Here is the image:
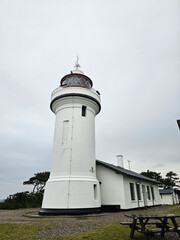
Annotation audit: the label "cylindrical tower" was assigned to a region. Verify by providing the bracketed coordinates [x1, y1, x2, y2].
[39, 59, 101, 215]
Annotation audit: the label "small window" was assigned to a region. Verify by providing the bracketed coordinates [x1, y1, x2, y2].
[151, 186, 155, 200]
[82, 106, 87, 117]
[93, 184, 97, 200]
[130, 183, 135, 200]
[147, 186, 151, 200]
[136, 184, 141, 200]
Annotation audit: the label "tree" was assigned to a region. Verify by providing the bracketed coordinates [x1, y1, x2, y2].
[0, 171, 50, 210]
[141, 170, 180, 189]
[162, 171, 180, 189]
[0, 191, 44, 209]
[140, 170, 163, 182]
[23, 172, 50, 193]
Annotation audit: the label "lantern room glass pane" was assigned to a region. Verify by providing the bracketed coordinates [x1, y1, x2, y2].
[62, 75, 91, 89]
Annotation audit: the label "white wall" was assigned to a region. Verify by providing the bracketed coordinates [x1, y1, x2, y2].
[96, 165, 126, 209]
[160, 194, 173, 205]
[96, 164, 161, 210]
[123, 176, 161, 209]
[42, 86, 101, 210]
[160, 192, 180, 205]
[175, 193, 179, 204]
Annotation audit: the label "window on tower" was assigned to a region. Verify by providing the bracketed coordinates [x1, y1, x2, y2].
[82, 106, 87, 117]
[93, 184, 98, 200]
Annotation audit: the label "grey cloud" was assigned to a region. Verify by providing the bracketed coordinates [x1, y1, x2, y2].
[0, 0, 179, 199]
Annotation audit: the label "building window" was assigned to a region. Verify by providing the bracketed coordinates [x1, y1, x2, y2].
[93, 184, 98, 200]
[130, 183, 135, 200]
[136, 184, 141, 200]
[62, 120, 69, 145]
[147, 186, 151, 200]
[82, 106, 87, 117]
[151, 186, 155, 200]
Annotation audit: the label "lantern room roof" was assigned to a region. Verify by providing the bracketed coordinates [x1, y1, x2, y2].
[60, 57, 93, 89]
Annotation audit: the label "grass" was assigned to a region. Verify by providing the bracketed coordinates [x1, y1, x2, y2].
[0, 223, 53, 240]
[169, 206, 180, 215]
[51, 224, 145, 240]
[0, 222, 145, 240]
[0, 205, 180, 240]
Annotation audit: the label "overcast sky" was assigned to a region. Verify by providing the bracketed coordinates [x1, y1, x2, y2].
[0, 0, 180, 199]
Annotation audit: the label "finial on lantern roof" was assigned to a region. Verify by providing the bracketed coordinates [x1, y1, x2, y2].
[74, 55, 81, 69]
[71, 55, 84, 74]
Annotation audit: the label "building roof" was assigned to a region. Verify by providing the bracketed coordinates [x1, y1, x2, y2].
[159, 189, 174, 194]
[96, 160, 158, 184]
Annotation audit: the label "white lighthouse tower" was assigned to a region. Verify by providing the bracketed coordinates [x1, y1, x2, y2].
[39, 58, 101, 215]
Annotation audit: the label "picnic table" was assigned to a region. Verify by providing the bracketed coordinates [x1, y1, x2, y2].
[121, 213, 180, 240]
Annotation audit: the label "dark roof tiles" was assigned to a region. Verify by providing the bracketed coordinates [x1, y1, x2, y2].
[159, 189, 174, 194]
[96, 160, 158, 184]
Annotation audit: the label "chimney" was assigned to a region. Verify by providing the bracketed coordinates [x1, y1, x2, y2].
[116, 155, 124, 168]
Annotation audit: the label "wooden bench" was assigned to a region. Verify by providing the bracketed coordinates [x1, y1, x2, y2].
[141, 227, 180, 234]
[120, 221, 164, 226]
[122, 214, 180, 240]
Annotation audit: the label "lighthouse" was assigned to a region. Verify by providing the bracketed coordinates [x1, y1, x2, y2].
[39, 58, 101, 215]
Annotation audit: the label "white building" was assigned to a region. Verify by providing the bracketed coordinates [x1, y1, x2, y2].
[96, 158, 161, 211]
[159, 189, 179, 205]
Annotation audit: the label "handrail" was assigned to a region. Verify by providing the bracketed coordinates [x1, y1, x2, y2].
[51, 86, 100, 99]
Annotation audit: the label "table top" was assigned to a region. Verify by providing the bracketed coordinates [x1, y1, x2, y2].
[125, 214, 180, 219]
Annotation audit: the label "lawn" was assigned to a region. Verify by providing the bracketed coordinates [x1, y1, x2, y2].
[0, 205, 180, 240]
[0, 222, 146, 240]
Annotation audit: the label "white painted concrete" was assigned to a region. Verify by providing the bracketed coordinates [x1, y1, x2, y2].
[42, 78, 101, 210]
[116, 155, 124, 168]
[97, 164, 125, 208]
[123, 176, 161, 209]
[160, 192, 179, 205]
[96, 164, 161, 210]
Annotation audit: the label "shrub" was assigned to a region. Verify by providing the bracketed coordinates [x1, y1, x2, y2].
[0, 191, 43, 209]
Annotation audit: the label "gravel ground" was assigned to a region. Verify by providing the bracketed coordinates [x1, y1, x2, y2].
[0, 205, 180, 239]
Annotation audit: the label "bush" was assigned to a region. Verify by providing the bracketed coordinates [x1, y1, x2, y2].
[0, 191, 43, 209]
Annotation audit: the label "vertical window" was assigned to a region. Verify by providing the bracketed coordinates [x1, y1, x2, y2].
[62, 120, 69, 145]
[136, 184, 141, 200]
[147, 186, 151, 200]
[82, 105, 87, 117]
[130, 183, 135, 200]
[151, 186, 155, 200]
[93, 184, 97, 200]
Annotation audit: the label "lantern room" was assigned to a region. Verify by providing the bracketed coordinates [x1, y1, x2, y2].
[60, 73, 93, 89]
[60, 56, 93, 89]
